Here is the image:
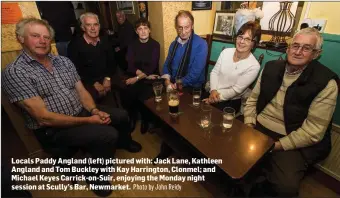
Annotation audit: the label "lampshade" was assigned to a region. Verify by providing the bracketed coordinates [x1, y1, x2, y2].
[266, 1, 295, 48]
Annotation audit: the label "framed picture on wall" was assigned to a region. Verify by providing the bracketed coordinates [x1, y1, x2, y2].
[138, 1, 148, 18]
[192, 1, 212, 10]
[116, 1, 135, 14]
[213, 11, 235, 37]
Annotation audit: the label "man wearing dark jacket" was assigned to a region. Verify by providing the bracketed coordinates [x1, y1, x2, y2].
[114, 10, 137, 71]
[68, 12, 117, 102]
[244, 27, 338, 197]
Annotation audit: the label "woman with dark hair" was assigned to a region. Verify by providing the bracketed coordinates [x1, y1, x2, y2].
[203, 21, 262, 113]
[120, 18, 160, 131]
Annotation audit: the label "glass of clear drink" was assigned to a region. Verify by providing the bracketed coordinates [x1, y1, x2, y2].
[222, 107, 235, 129]
[192, 88, 201, 107]
[168, 90, 180, 117]
[153, 82, 163, 102]
[176, 77, 183, 95]
[200, 104, 212, 128]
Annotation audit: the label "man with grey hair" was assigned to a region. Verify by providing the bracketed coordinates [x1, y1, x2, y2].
[243, 27, 338, 196]
[2, 17, 140, 197]
[68, 11, 141, 148]
[68, 12, 114, 101]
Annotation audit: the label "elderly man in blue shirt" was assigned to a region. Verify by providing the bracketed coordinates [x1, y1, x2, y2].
[162, 10, 208, 90]
[153, 10, 208, 160]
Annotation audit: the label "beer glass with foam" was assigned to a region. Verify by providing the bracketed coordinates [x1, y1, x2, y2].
[168, 90, 180, 116]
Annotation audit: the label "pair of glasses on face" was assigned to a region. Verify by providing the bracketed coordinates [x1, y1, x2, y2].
[236, 35, 254, 44]
[289, 43, 318, 53]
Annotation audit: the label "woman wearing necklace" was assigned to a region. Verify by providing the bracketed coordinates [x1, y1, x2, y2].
[119, 18, 160, 131]
[203, 21, 262, 113]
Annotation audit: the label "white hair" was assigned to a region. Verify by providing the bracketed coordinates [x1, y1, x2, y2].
[293, 27, 323, 49]
[80, 12, 100, 27]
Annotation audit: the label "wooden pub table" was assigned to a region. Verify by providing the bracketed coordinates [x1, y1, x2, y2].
[144, 92, 274, 179]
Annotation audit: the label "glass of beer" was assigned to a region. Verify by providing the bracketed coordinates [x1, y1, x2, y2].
[153, 82, 163, 102]
[200, 104, 212, 128]
[168, 90, 180, 117]
[222, 107, 235, 129]
[176, 77, 183, 95]
[192, 88, 201, 107]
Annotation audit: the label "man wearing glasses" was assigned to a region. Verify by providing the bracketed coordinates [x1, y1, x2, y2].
[243, 27, 338, 196]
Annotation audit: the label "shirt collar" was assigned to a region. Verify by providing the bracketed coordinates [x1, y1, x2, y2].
[285, 63, 308, 75]
[83, 34, 100, 46]
[177, 37, 189, 45]
[21, 50, 56, 64]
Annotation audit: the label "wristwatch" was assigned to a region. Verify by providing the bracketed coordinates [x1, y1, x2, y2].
[90, 108, 99, 115]
[105, 77, 111, 81]
[136, 76, 140, 81]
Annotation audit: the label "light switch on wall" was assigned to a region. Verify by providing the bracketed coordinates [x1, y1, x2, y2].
[301, 18, 327, 33]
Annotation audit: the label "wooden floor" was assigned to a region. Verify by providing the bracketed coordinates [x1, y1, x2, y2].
[2, 110, 339, 197]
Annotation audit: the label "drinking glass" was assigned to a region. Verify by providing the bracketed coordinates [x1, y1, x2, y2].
[168, 90, 180, 117]
[175, 77, 183, 95]
[200, 104, 212, 128]
[192, 88, 201, 107]
[153, 82, 163, 102]
[222, 107, 235, 129]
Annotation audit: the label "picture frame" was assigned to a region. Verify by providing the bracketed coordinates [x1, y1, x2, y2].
[213, 11, 235, 38]
[138, 1, 148, 19]
[192, 1, 212, 10]
[116, 1, 135, 14]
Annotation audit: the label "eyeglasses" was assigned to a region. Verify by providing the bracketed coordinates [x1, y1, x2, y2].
[289, 43, 318, 53]
[236, 35, 253, 43]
